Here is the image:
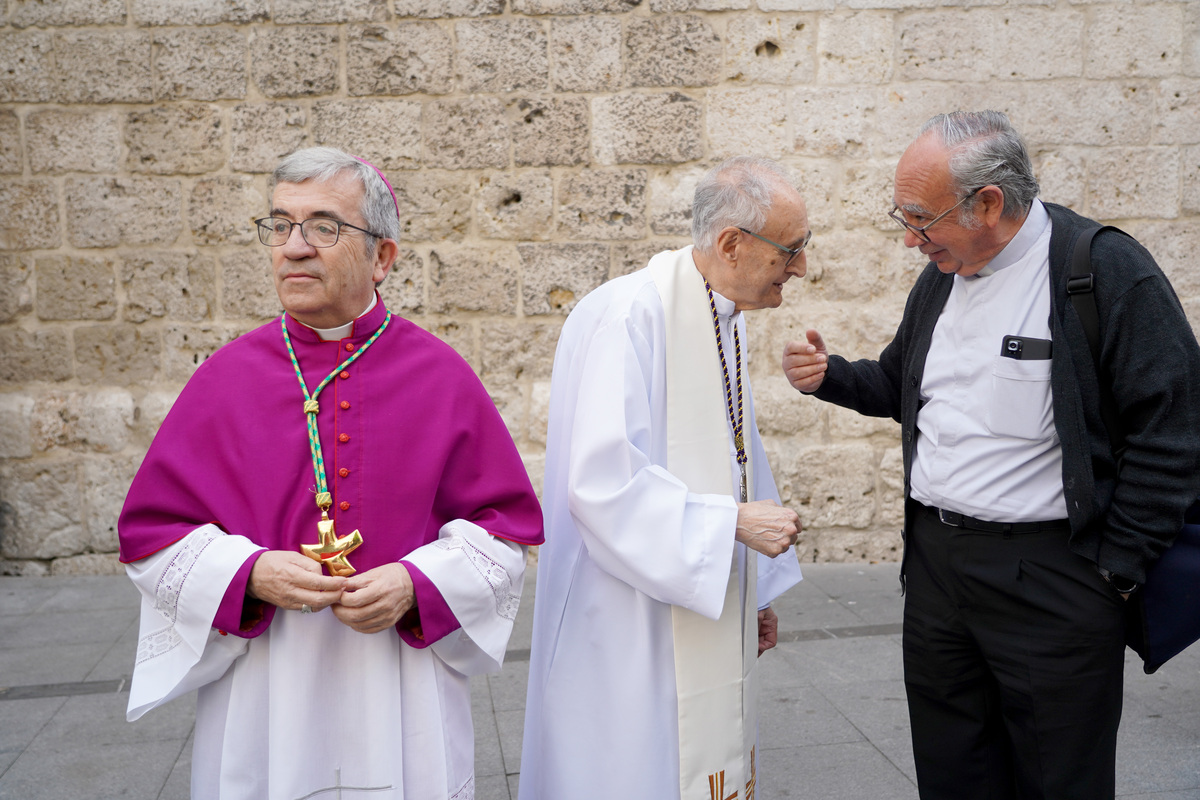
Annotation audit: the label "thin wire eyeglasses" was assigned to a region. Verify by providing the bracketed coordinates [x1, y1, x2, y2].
[254, 217, 384, 248]
[887, 187, 981, 243]
[736, 227, 813, 267]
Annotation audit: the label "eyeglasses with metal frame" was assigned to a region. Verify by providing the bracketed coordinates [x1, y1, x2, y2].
[887, 187, 981, 243]
[735, 227, 813, 268]
[254, 217, 384, 248]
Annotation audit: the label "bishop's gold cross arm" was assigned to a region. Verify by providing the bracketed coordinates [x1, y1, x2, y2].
[300, 513, 363, 577]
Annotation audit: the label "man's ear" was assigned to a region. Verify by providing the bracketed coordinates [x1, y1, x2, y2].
[373, 238, 399, 284]
[977, 186, 1006, 228]
[714, 227, 740, 268]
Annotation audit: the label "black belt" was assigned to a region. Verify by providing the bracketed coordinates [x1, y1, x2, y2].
[920, 503, 1069, 534]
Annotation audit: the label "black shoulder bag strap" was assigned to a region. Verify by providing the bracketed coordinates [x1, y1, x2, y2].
[1066, 224, 1124, 454]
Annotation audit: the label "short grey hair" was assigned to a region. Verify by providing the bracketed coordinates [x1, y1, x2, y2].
[691, 157, 795, 254]
[272, 146, 401, 245]
[919, 110, 1040, 221]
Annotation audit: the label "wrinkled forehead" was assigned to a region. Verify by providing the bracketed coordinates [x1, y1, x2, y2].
[270, 173, 365, 217]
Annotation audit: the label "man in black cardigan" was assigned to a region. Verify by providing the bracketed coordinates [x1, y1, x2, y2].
[783, 111, 1200, 800]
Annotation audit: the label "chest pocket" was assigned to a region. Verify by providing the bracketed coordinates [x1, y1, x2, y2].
[986, 355, 1055, 440]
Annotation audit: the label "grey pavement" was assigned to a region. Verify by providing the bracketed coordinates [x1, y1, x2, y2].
[2, 563, 1198, 799]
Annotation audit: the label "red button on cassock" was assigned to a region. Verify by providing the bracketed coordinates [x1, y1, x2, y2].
[340, 401, 350, 410]
[340, 371, 350, 379]
[339, 501, 350, 511]
[345, 343, 355, 352]
[338, 433, 350, 443]
[338, 468, 349, 478]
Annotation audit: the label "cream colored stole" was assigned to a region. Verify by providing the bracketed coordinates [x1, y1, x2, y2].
[649, 247, 759, 800]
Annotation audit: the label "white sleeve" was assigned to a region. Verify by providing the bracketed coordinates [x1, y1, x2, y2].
[124, 524, 263, 721]
[564, 314, 738, 620]
[401, 519, 528, 677]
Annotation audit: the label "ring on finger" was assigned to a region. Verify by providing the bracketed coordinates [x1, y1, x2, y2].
[300, 604, 313, 614]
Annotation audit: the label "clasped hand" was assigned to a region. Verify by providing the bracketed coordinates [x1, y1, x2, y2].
[735, 499, 801, 558]
[248, 551, 415, 634]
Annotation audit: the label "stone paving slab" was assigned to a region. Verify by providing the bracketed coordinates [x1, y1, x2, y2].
[1, 565, 1198, 799]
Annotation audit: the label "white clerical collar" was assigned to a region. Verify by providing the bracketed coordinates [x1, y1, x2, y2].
[710, 287, 737, 319]
[311, 294, 378, 341]
[970, 199, 1050, 279]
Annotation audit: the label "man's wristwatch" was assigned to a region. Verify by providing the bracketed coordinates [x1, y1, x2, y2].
[1097, 567, 1140, 595]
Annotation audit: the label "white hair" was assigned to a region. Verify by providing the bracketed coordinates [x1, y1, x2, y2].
[691, 157, 795, 253]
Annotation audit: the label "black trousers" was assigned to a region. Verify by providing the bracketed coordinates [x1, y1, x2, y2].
[903, 503, 1127, 800]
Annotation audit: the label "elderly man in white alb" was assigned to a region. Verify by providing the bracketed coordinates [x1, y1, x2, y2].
[519, 156, 808, 800]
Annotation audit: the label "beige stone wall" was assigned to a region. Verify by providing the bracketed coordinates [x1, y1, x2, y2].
[1, 0, 1198, 574]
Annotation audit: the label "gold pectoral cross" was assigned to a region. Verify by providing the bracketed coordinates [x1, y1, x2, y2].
[300, 512, 363, 577]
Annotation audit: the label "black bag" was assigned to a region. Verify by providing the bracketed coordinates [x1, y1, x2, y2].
[1068, 225, 1200, 674]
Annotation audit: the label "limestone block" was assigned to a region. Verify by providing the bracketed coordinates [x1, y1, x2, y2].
[35, 256, 117, 322]
[791, 160, 838, 234]
[877, 446, 904, 529]
[816, 11, 893, 84]
[648, 164, 706, 237]
[828, 403, 900, 441]
[707, 87, 789, 159]
[250, 27, 339, 98]
[50, 554, 125, 576]
[122, 252, 216, 323]
[771, 442, 877, 529]
[872, 83, 975, 157]
[377, 247, 424, 314]
[550, 16, 621, 93]
[0, 31, 55, 102]
[0, 560, 49, 577]
[231, 104, 309, 173]
[391, 170, 472, 242]
[74, 325, 162, 386]
[428, 245, 519, 314]
[53, 30, 152, 103]
[840, 159, 898, 230]
[806, 229, 920, 304]
[0, 460, 85, 560]
[190, 176, 263, 247]
[592, 92, 703, 165]
[0, 393, 33, 459]
[518, 242, 608, 315]
[312, 100, 423, 171]
[131, 0, 268, 25]
[1154, 79, 1200, 146]
[791, 87, 875, 157]
[557, 169, 647, 240]
[1033, 148, 1086, 211]
[750, 374, 823, 439]
[26, 109, 121, 174]
[477, 171, 554, 241]
[625, 15, 721, 88]
[153, 28, 247, 101]
[528, 380, 551, 446]
[134, 391, 183, 443]
[480, 377, 525, 444]
[274, 0, 388, 23]
[521, 450, 545, 498]
[0, 111, 21, 174]
[10, 0, 125, 27]
[0, 179, 59, 251]
[611, 239, 682, 277]
[1087, 148, 1180, 220]
[66, 176, 182, 248]
[163, 324, 243, 382]
[1012, 81, 1154, 147]
[724, 14, 815, 85]
[809, 527, 901, 564]
[30, 389, 134, 455]
[424, 98, 509, 170]
[1125, 221, 1200, 301]
[0, 330, 73, 383]
[423, 320, 476, 370]
[650, 0, 749, 10]
[479, 320, 562, 379]
[1188, 3, 1200, 78]
[516, 0, 638, 11]
[1185, 146, 1200, 215]
[346, 22, 453, 97]
[1085, 4, 1183, 80]
[221, 250, 280, 320]
[898, 8, 1083, 82]
[509, 96, 589, 167]
[0, 254, 32, 323]
[391, 0, 503, 17]
[126, 104, 226, 175]
[456, 19, 549, 94]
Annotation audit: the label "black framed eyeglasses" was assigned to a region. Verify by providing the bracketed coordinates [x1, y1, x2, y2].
[888, 187, 981, 243]
[736, 227, 812, 267]
[254, 217, 384, 248]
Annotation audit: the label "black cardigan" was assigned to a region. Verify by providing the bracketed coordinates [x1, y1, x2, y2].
[814, 202, 1200, 582]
